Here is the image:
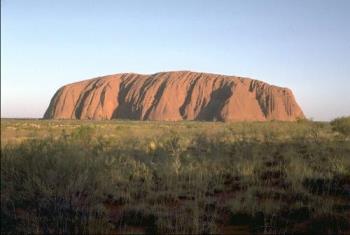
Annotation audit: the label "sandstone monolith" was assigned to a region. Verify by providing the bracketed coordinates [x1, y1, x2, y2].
[44, 71, 305, 121]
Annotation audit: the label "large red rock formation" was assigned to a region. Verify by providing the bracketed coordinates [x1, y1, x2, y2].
[43, 71, 305, 121]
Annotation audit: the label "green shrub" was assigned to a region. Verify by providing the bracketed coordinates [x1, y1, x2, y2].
[330, 116, 350, 136]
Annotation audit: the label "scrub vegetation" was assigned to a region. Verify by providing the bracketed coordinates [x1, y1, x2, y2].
[1, 118, 350, 234]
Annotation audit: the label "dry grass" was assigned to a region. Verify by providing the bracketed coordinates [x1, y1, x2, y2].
[1, 118, 350, 234]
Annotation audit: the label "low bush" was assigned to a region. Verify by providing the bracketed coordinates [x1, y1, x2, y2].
[331, 116, 350, 136]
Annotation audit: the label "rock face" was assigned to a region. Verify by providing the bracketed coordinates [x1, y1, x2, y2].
[44, 71, 305, 121]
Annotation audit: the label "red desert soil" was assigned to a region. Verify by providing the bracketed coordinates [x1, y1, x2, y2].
[44, 71, 304, 121]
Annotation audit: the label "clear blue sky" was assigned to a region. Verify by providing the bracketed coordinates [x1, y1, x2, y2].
[1, 0, 349, 120]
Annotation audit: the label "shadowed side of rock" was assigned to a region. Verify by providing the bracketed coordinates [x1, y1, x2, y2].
[43, 71, 305, 121]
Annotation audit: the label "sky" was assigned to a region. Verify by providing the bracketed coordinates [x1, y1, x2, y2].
[1, 0, 349, 121]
